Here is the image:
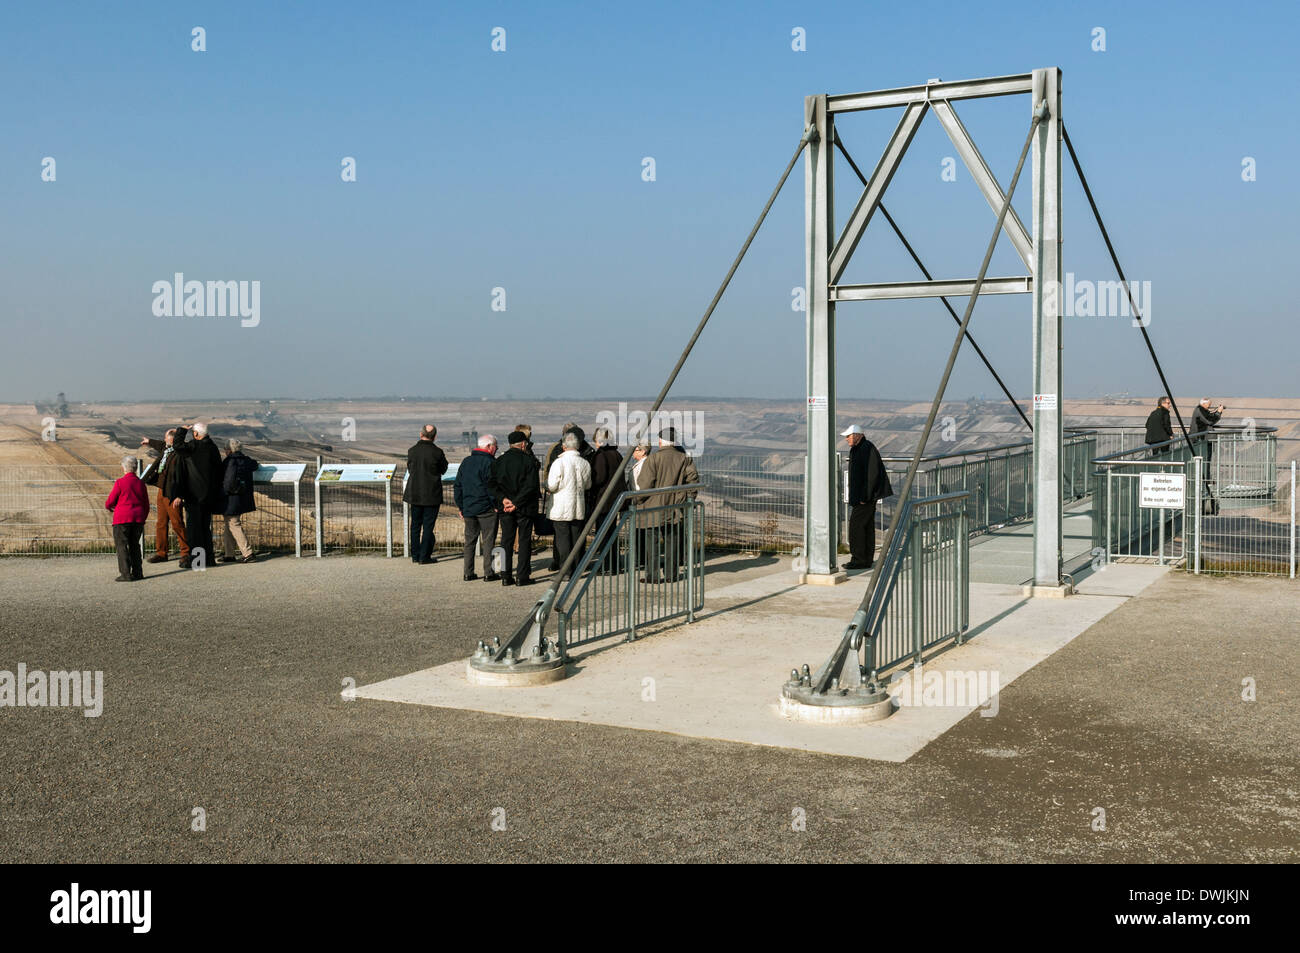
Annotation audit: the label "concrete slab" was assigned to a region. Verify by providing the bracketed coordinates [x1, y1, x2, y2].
[354, 562, 1167, 762]
[967, 500, 1095, 584]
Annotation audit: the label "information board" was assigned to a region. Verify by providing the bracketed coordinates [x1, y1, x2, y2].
[255, 464, 306, 484]
[316, 464, 395, 483]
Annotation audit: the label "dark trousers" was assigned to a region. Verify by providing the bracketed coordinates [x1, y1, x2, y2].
[409, 504, 439, 562]
[498, 509, 534, 580]
[463, 511, 499, 576]
[553, 519, 586, 576]
[648, 521, 687, 580]
[848, 500, 878, 567]
[183, 501, 214, 566]
[113, 523, 144, 579]
[1147, 442, 1170, 458]
[155, 490, 188, 558]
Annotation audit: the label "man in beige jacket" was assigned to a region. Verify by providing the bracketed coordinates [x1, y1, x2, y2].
[635, 427, 700, 583]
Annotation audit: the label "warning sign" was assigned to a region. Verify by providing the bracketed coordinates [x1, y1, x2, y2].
[807, 396, 828, 409]
[1140, 472, 1185, 509]
[1033, 393, 1057, 410]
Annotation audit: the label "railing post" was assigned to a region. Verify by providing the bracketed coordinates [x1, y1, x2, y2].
[1158, 500, 1165, 566]
[1193, 456, 1202, 574]
[910, 517, 923, 665]
[314, 459, 323, 558]
[984, 453, 990, 529]
[1290, 460, 1296, 580]
[685, 501, 696, 623]
[627, 503, 639, 642]
[1104, 469, 1112, 563]
[293, 479, 302, 558]
[385, 477, 393, 558]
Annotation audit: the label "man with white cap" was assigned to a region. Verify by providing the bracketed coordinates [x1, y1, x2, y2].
[841, 424, 893, 571]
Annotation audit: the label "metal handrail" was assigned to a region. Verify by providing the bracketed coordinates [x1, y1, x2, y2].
[554, 482, 702, 609]
[1092, 428, 1273, 465]
[863, 491, 970, 640]
[878, 429, 1098, 465]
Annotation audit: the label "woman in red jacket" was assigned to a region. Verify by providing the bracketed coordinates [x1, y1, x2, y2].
[105, 455, 151, 582]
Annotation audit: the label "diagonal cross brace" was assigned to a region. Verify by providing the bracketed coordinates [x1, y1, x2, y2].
[828, 101, 927, 284]
[931, 99, 1035, 272]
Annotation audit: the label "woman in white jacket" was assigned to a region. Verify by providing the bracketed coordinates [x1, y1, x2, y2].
[547, 431, 592, 576]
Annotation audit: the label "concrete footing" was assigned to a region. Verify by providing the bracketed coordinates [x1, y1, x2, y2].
[1022, 583, 1074, 599]
[465, 658, 568, 687]
[801, 571, 849, 586]
[778, 692, 894, 724]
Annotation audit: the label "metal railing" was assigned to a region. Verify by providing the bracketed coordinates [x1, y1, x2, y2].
[863, 492, 971, 679]
[552, 483, 705, 652]
[1092, 429, 1280, 568]
[1184, 432, 1293, 576]
[869, 430, 1096, 539]
[0, 464, 304, 556]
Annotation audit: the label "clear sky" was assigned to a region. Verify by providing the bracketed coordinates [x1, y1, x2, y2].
[2, 0, 1296, 403]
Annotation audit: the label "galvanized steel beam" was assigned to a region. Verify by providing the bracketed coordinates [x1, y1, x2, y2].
[831, 276, 1032, 301]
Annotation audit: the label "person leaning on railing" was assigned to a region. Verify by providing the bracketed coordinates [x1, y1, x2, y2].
[1192, 397, 1225, 463]
[635, 427, 700, 584]
[1144, 396, 1173, 457]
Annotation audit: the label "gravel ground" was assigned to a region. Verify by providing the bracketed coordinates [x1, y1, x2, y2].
[0, 554, 1295, 863]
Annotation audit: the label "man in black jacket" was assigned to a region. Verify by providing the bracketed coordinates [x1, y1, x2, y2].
[219, 439, 259, 563]
[402, 425, 449, 564]
[842, 425, 894, 571]
[1144, 396, 1174, 456]
[172, 422, 224, 569]
[140, 426, 190, 563]
[491, 431, 541, 586]
[455, 435, 500, 581]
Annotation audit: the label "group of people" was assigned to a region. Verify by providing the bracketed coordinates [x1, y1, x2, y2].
[402, 421, 700, 586]
[104, 423, 260, 581]
[1144, 396, 1226, 458]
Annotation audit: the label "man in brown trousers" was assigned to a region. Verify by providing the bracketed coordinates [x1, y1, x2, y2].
[140, 427, 190, 564]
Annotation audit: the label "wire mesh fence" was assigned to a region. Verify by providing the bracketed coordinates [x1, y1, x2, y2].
[1189, 454, 1295, 577]
[5, 430, 1296, 580]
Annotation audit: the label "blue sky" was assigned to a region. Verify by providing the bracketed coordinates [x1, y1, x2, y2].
[2, 0, 1296, 402]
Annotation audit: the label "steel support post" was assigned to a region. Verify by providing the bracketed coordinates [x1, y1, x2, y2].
[1031, 67, 1064, 588]
[385, 479, 393, 558]
[314, 476, 323, 558]
[1194, 457, 1203, 573]
[804, 93, 841, 579]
